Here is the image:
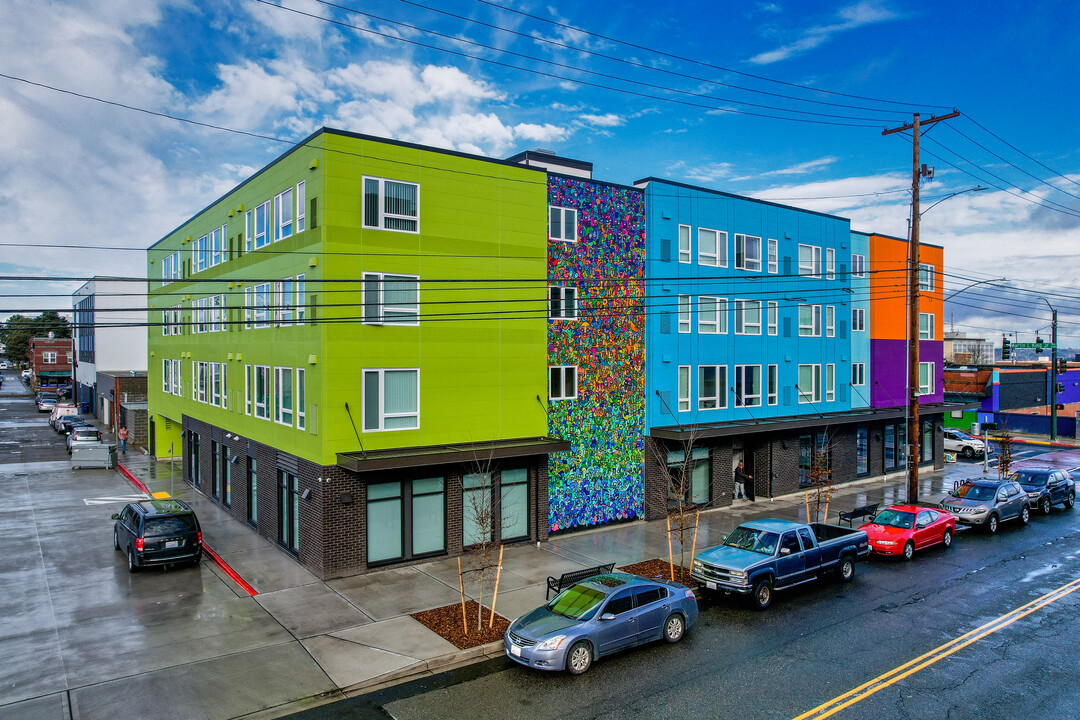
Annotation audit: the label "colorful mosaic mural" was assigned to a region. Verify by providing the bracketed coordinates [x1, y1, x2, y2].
[547, 176, 646, 531]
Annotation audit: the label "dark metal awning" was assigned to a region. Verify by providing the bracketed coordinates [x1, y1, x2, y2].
[337, 436, 572, 474]
[650, 403, 974, 442]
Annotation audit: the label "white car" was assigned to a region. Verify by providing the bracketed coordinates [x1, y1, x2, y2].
[944, 429, 987, 459]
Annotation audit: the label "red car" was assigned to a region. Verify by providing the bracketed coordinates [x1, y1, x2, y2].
[859, 505, 957, 560]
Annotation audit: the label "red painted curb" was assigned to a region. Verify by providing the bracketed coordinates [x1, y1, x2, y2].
[116, 462, 258, 597]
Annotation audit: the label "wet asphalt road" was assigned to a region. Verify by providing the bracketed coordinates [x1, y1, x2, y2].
[290, 471, 1080, 719]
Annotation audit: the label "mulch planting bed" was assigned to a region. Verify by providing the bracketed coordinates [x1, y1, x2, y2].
[412, 600, 511, 650]
[619, 558, 696, 586]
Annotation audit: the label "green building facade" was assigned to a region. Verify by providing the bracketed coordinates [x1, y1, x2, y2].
[148, 129, 566, 579]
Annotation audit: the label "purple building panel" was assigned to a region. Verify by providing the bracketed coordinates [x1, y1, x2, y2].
[871, 339, 944, 408]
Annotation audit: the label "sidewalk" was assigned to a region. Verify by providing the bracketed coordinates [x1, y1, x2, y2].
[110, 451, 978, 714]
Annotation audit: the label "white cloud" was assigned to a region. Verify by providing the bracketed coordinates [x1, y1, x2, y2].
[748, 1, 901, 64]
[731, 156, 839, 181]
[513, 123, 570, 142]
[580, 113, 625, 127]
[682, 162, 735, 183]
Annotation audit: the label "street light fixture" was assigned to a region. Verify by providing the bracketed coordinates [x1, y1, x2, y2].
[920, 185, 987, 217]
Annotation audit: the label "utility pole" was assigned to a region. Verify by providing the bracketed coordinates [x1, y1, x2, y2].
[1046, 302, 1058, 441]
[883, 110, 959, 504]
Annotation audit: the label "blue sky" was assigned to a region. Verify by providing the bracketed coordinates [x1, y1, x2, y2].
[1, 0, 1078, 345]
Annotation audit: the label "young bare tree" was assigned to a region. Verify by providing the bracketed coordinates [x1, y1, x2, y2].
[803, 430, 836, 523]
[968, 341, 987, 366]
[647, 430, 706, 583]
[996, 423, 1015, 479]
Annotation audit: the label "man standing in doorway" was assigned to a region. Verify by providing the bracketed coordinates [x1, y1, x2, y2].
[735, 461, 753, 501]
[117, 426, 129, 454]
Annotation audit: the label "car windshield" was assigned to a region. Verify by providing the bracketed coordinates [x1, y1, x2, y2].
[1010, 471, 1048, 487]
[950, 484, 996, 501]
[871, 509, 915, 528]
[723, 526, 780, 555]
[143, 516, 197, 536]
[73, 430, 100, 439]
[39, 394, 58, 401]
[546, 584, 606, 620]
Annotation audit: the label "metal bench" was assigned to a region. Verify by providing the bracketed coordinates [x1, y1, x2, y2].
[546, 563, 615, 600]
[838, 502, 879, 527]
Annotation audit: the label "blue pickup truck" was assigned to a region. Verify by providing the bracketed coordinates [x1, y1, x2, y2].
[690, 519, 871, 609]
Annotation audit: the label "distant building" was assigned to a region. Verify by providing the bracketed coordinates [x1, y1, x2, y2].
[944, 331, 994, 365]
[29, 337, 72, 387]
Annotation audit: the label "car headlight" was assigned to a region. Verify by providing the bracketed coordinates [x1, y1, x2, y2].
[693, 561, 703, 571]
[536, 635, 567, 651]
[729, 570, 747, 579]
[877, 540, 897, 546]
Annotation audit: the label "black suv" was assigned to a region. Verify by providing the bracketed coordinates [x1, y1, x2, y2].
[112, 499, 202, 572]
[1009, 467, 1076, 515]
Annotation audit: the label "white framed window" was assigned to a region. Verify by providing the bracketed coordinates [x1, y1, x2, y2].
[208, 362, 226, 408]
[275, 187, 294, 241]
[548, 366, 578, 401]
[698, 296, 722, 334]
[852, 307, 866, 332]
[549, 206, 578, 242]
[767, 301, 778, 336]
[852, 362, 866, 386]
[798, 364, 821, 404]
[365, 177, 419, 233]
[191, 361, 196, 400]
[767, 364, 778, 406]
[244, 364, 252, 415]
[296, 368, 306, 431]
[254, 365, 271, 420]
[254, 200, 270, 249]
[799, 304, 821, 337]
[254, 283, 273, 328]
[919, 312, 935, 340]
[852, 253, 866, 278]
[276, 278, 294, 326]
[43, 351, 57, 364]
[161, 251, 180, 284]
[678, 295, 691, 333]
[296, 181, 306, 233]
[162, 358, 171, 393]
[919, 362, 935, 395]
[698, 228, 726, 267]
[734, 299, 761, 335]
[244, 209, 253, 253]
[734, 364, 762, 407]
[244, 287, 252, 329]
[826, 305, 835, 338]
[212, 295, 226, 333]
[295, 274, 306, 323]
[197, 361, 208, 404]
[735, 234, 762, 271]
[549, 286, 578, 320]
[767, 238, 778, 274]
[826, 363, 835, 402]
[678, 224, 691, 263]
[274, 367, 294, 426]
[362, 272, 420, 325]
[799, 244, 821, 276]
[173, 359, 181, 396]
[825, 248, 836, 280]
[209, 225, 225, 267]
[364, 368, 420, 430]
[192, 234, 208, 274]
[919, 263, 935, 292]
[698, 365, 726, 410]
[678, 365, 690, 412]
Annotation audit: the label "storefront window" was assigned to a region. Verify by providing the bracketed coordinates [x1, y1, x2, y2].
[921, 420, 934, 463]
[667, 448, 710, 506]
[463, 473, 493, 546]
[367, 482, 403, 563]
[884, 424, 896, 470]
[368, 477, 447, 565]
[500, 469, 529, 540]
[856, 427, 868, 475]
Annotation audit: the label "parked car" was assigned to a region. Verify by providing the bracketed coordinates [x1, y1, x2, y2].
[56, 415, 89, 436]
[67, 427, 102, 453]
[943, 429, 987, 459]
[1009, 467, 1076, 514]
[21, 369, 31, 380]
[0, 361, 8, 369]
[504, 573, 697, 674]
[111, 499, 202, 572]
[49, 403, 79, 429]
[691, 519, 870, 610]
[36, 392, 59, 413]
[940, 479, 1029, 533]
[860, 505, 957, 559]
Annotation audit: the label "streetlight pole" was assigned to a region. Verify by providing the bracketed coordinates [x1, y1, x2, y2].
[1045, 299, 1058, 441]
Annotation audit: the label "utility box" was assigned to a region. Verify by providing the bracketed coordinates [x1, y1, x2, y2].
[971, 422, 981, 436]
[72, 443, 116, 470]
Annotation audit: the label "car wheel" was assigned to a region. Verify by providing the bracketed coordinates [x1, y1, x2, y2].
[1040, 497, 1052, 515]
[190, 554, 202, 568]
[663, 613, 685, 643]
[987, 514, 999, 533]
[113, 528, 120, 551]
[1020, 506, 1030, 525]
[839, 557, 856, 582]
[903, 541, 915, 560]
[752, 579, 773, 610]
[962, 446, 975, 459]
[566, 641, 593, 675]
[1067, 493, 1075, 509]
[127, 548, 139, 573]
[942, 529, 953, 548]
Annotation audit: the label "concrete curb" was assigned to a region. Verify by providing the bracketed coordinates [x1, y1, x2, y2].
[339, 640, 505, 697]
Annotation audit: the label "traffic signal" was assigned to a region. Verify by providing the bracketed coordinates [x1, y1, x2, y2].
[1057, 382, 1065, 394]
[1001, 336, 1011, 360]
[1058, 358, 1068, 375]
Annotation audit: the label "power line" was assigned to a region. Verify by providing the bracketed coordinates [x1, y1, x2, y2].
[965, 114, 1080, 192]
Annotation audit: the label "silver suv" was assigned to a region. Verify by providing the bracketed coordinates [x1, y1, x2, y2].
[941, 479, 1029, 533]
[943, 429, 986, 459]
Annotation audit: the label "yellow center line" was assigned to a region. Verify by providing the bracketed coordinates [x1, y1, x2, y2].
[793, 574, 1080, 720]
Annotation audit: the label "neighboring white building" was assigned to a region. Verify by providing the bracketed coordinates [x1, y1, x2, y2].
[72, 278, 147, 417]
[944, 331, 995, 365]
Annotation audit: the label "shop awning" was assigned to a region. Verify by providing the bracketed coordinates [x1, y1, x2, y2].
[38, 370, 71, 377]
[337, 436, 572, 473]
